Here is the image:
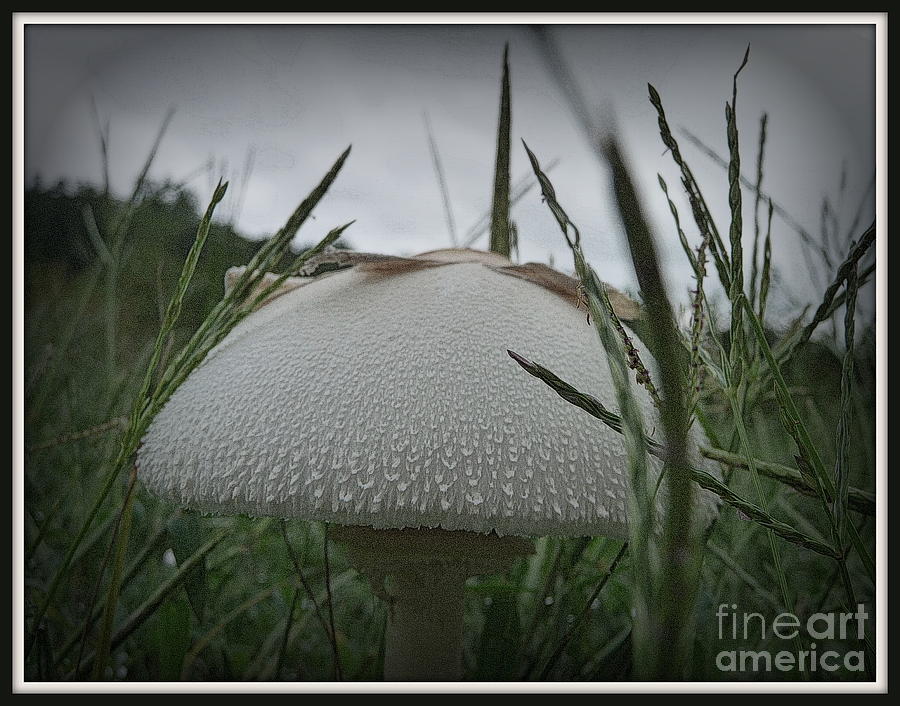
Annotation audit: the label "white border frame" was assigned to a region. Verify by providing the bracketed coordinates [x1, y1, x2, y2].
[12, 12, 887, 694]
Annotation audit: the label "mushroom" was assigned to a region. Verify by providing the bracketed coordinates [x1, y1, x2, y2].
[138, 247, 714, 680]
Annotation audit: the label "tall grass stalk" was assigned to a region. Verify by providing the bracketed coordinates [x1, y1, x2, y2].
[648, 84, 731, 292]
[749, 113, 768, 307]
[322, 525, 343, 681]
[535, 542, 629, 679]
[90, 96, 111, 198]
[102, 109, 175, 380]
[721, 48, 803, 658]
[742, 295, 874, 579]
[90, 469, 137, 679]
[678, 127, 827, 269]
[519, 37, 876, 678]
[603, 135, 700, 679]
[489, 44, 512, 258]
[461, 158, 560, 248]
[658, 174, 697, 272]
[73, 468, 137, 674]
[423, 112, 458, 246]
[725, 47, 750, 392]
[522, 141, 661, 679]
[274, 588, 301, 679]
[280, 521, 344, 679]
[774, 224, 875, 368]
[757, 199, 774, 321]
[834, 260, 860, 546]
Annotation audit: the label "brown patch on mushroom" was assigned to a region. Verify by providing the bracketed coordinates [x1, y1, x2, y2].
[253, 248, 642, 321]
[492, 262, 641, 322]
[357, 256, 446, 276]
[492, 262, 580, 308]
[297, 251, 441, 277]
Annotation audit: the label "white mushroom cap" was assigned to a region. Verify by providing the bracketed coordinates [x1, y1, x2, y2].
[138, 250, 714, 537]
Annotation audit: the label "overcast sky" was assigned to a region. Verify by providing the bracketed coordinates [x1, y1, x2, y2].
[24, 22, 875, 317]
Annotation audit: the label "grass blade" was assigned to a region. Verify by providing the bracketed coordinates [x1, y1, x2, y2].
[679, 127, 828, 269]
[725, 46, 750, 387]
[700, 446, 874, 516]
[489, 44, 512, 258]
[775, 223, 875, 366]
[280, 521, 339, 673]
[322, 524, 343, 680]
[648, 84, 731, 292]
[741, 293, 875, 580]
[25, 182, 228, 656]
[833, 258, 860, 546]
[507, 350, 838, 560]
[274, 588, 301, 679]
[423, 112, 458, 246]
[535, 542, 629, 680]
[461, 158, 560, 248]
[749, 113, 768, 307]
[604, 134, 700, 679]
[73, 529, 228, 678]
[134, 180, 228, 425]
[658, 174, 697, 271]
[151, 147, 352, 406]
[29, 150, 353, 661]
[521, 154, 655, 677]
[90, 469, 137, 679]
[53, 516, 174, 669]
[179, 582, 285, 679]
[757, 198, 774, 322]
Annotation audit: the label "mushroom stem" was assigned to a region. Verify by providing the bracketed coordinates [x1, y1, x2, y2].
[332, 525, 534, 682]
[383, 560, 467, 681]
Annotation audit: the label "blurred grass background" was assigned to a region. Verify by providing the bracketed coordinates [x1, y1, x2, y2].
[22, 44, 876, 682]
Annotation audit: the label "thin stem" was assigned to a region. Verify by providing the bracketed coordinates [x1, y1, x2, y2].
[322, 524, 343, 680]
[536, 542, 628, 680]
[279, 521, 338, 669]
[274, 588, 301, 679]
